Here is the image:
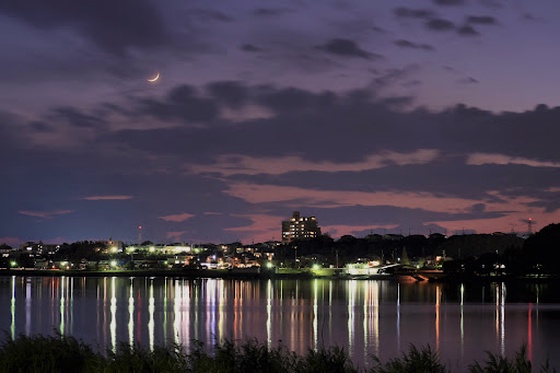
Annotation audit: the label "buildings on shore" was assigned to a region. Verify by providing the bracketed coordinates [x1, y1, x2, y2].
[281, 211, 321, 243]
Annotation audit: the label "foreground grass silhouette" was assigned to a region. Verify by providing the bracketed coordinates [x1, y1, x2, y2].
[0, 333, 555, 373]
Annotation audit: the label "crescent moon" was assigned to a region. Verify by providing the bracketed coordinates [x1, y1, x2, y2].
[147, 72, 160, 82]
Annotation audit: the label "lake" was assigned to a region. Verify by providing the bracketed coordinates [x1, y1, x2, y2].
[1, 275, 559, 371]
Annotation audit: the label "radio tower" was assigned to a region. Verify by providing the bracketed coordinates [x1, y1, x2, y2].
[527, 218, 533, 236]
[138, 225, 143, 244]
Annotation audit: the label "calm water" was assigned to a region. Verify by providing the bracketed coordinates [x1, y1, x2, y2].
[1, 275, 559, 371]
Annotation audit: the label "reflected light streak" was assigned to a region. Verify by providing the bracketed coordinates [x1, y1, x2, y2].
[363, 281, 368, 359]
[528, 303, 533, 363]
[218, 280, 226, 343]
[233, 281, 242, 342]
[193, 280, 199, 342]
[10, 276, 16, 339]
[348, 280, 356, 356]
[267, 280, 273, 348]
[328, 281, 333, 340]
[371, 281, 380, 358]
[69, 277, 74, 335]
[500, 283, 506, 356]
[397, 283, 401, 350]
[460, 284, 464, 350]
[59, 277, 66, 335]
[289, 281, 298, 352]
[128, 278, 134, 347]
[163, 278, 168, 343]
[149, 279, 155, 350]
[110, 277, 117, 352]
[312, 280, 318, 349]
[435, 285, 441, 351]
[206, 280, 217, 344]
[26, 279, 32, 335]
[173, 279, 182, 347]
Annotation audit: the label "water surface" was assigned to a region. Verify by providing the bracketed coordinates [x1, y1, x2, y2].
[1, 276, 559, 371]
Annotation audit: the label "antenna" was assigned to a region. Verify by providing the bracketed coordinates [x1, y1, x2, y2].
[138, 225, 143, 244]
[527, 218, 533, 236]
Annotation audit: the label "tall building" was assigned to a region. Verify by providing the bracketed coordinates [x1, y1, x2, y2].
[281, 211, 321, 243]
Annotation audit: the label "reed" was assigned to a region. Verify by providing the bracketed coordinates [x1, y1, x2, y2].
[0, 333, 555, 373]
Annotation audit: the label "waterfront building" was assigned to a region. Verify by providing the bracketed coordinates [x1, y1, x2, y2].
[281, 211, 321, 243]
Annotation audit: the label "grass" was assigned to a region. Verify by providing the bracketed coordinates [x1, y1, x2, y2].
[0, 333, 555, 373]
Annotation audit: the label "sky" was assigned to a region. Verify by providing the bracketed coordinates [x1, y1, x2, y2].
[1, 0, 559, 246]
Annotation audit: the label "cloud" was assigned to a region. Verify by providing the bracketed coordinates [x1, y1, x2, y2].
[457, 24, 480, 36]
[159, 213, 195, 223]
[18, 210, 74, 219]
[189, 9, 233, 22]
[426, 18, 456, 31]
[466, 153, 560, 168]
[432, 0, 465, 6]
[166, 231, 188, 241]
[394, 7, 435, 19]
[466, 15, 498, 25]
[316, 38, 376, 59]
[82, 195, 134, 201]
[0, 0, 167, 55]
[137, 84, 220, 124]
[240, 44, 262, 53]
[394, 39, 434, 51]
[458, 76, 479, 84]
[187, 150, 440, 176]
[4, 78, 560, 243]
[206, 81, 251, 109]
[252, 8, 293, 17]
[224, 183, 484, 213]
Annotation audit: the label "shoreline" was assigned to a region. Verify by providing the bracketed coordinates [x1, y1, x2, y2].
[1, 268, 558, 283]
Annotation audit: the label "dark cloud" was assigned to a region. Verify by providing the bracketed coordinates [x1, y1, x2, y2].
[4, 80, 560, 243]
[458, 76, 479, 84]
[394, 39, 434, 51]
[189, 9, 233, 22]
[206, 81, 250, 109]
[252, 8, 293, 17]
[478, 0, 504, 9]
[466, 15, 497, 24]
[316, 38, 374, 59]
[433, 0, 466, 6]
[426, 18, 456, 31]
[48, 107, 106, 129]
[29, 121, 54, 133]
[240, 44, 262, 52]
[137, 84, 220, 124]
[302, 204, 507, 236]
[370, 66, 419, 89]
[0, 0, 167, 55]
[97, 83, 560, 169]
[457, 24, 480, 36]
[394, 7, 435, 19]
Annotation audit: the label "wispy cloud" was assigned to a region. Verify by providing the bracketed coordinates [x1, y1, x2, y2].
[166, 231, 188, 241]
[82, 195, 134, 201]
[467, 153, 560, 168]
[18, 210, 74, 219]
[159, 213, 195, 222]
[224, 183, 482, 213]
[188, 150, 440, 176]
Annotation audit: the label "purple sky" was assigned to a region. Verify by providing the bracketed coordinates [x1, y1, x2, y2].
[1, 0, 559, 246]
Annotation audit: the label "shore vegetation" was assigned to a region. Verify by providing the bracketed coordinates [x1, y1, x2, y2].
[0, 333, 555, 373]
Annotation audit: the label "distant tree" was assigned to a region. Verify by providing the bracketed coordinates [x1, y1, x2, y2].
[522, 223, 560, 273]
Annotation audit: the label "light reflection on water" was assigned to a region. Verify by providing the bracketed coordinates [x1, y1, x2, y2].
[1, 275, 560, 371]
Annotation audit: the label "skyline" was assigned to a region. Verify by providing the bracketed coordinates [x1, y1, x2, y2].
[1, 0, 559, 245]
